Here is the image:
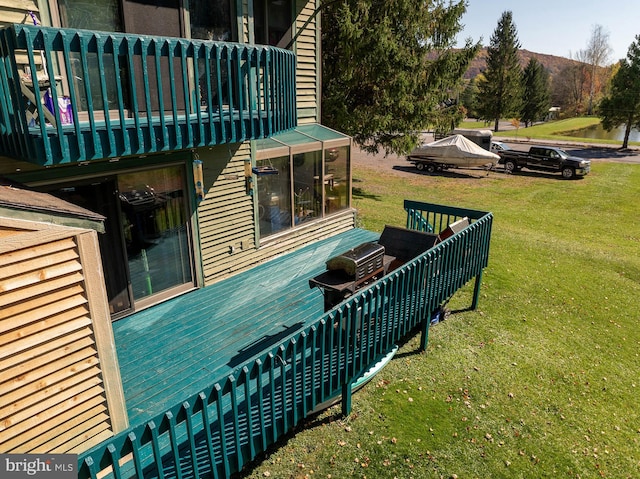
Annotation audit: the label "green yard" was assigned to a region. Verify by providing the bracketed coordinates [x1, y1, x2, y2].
[240, 157, 640, 478]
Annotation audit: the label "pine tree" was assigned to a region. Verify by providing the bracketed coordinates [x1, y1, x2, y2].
[321, 0, 479, 155]
[460, 77, 480, 119]
[476, 11, 522, 132]
[598, 35, 640, 149]
[520, 58, 551, 127]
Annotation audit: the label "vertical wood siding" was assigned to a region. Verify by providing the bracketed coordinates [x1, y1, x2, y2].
[0, 218, 127, 453]
[294, 0, 320, 123]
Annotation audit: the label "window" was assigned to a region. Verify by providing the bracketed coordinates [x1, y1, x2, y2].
[256, 156, 292, 236]
[254, 0, 292, 48]
[324, 145, 349, 214]
[189, 0, 234, 41]
[255, 125, 351, 239]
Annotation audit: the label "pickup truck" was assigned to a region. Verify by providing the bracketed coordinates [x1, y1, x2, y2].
[498, 145, 591, 179]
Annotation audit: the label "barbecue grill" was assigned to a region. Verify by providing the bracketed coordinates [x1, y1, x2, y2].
[309, 226, 440, 311]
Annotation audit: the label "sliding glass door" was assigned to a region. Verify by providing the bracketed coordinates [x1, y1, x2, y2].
[43, 164, 195, 318]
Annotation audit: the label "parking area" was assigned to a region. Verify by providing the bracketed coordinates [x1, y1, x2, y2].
[351, 133, 640, 180]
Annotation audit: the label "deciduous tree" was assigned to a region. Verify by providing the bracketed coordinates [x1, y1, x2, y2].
[476, 11, 522, 132]
[598, 35, 640, 149]
[520, 58, 550, 127]
[321, 0, 479, 155]
[585, 25, 612, 115]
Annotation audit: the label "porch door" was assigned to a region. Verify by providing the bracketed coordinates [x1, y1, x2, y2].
[117, 166, 194, 304]
[44, 164, 195, 318]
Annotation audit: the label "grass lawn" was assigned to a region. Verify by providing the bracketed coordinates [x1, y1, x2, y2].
[240, 161, 640, 478]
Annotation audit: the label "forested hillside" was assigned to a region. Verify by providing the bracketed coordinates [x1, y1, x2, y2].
[464, 48, 581, 80]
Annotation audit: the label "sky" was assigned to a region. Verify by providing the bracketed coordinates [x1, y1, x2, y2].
[455, 0, 639, 64]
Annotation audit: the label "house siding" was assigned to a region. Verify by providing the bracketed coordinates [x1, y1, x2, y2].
[294, 0, 320, 123]
[0, 0, 39, 28]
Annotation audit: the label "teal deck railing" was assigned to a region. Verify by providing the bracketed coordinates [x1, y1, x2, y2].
[77, 201, 492, 479]
[0, 24, 296, 165]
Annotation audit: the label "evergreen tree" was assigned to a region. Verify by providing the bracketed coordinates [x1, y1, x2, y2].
[476, 11, 522, 132]
[321, 0, 479, 155]
[520, 58, 551, 127]
[598, 35, 640, 149]
[460, 77, 480, 119]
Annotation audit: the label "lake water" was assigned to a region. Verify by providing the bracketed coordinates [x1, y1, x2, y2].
[562, 124, 640, 142]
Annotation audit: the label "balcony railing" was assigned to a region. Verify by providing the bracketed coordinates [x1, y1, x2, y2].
[0, 24, 296, 165]
[77, 200, 493, 479]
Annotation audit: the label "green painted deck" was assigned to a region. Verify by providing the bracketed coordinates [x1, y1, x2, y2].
[113, 228, 379, 426]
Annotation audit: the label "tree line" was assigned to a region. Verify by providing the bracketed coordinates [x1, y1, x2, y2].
[321, 2, 640, 152]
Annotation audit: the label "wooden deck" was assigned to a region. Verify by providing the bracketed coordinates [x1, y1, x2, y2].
[113, 228, 379, 426]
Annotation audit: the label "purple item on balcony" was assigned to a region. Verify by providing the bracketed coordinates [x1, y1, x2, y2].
[43, 89, 73, 125]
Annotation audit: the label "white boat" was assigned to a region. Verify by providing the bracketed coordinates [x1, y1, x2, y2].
[407, 134, 500, 172]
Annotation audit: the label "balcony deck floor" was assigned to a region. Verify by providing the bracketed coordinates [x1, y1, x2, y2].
[112, 228, 379, 426]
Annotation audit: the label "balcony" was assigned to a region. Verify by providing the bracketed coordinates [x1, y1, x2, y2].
[77, 200, 493, 479]
[0, 24, 297, 166]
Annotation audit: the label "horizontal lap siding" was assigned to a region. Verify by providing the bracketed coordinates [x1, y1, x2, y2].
[0, 0, 39, 28]
[0, 222, 118, 453]
[0, 0, 43, 69]
[295, 0, 319, 123]
[197, 143, 356, 285]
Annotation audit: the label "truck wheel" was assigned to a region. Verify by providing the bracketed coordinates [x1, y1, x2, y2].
[426, 163, 436, 173]
[416, 162, 425, 171]
[561, 166, 575, 179]
[504, 160, 517, 174]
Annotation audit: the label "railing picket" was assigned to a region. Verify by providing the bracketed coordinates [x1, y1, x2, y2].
[198, 392, 220, 479]
[227, 375, 243, 472]
[146, 421, 165, 479]
[153, 38, 169, 149]
[241, 366, 256, 461]
[253, 359, 268, 452]
[92, 34, 115, 156]
[267, 353, 278, 444]
[179, 40, 192, 147]
[110, 35, 130, 155]
[213, 383, 230, 477]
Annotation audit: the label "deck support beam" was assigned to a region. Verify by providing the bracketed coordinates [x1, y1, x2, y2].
[471, 270, 484, 310]
[341, 380, 353, 416]
[419, 315, 430, 352]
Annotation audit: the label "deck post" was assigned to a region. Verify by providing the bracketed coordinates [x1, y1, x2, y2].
[419, 315, 429, 352]
[471, 270, 484, 310]
[341, 381, 353, 416]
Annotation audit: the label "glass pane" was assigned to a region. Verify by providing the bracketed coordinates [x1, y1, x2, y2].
[189, 0, 233, 41]
[118, 166, 192, 301]
[293, 151, 322, 224]
[324, 145, 350, 214]
[257, 156, 292, 237]
[58, 0, 123, 31]
[255, 0, 292, 47]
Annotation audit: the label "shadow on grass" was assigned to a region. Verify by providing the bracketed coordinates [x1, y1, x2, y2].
[393, 165, 494, 179]
[352, 186, 382, 201]
[503, 169, 586, 180]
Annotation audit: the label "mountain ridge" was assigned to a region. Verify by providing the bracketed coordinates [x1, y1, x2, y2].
[464, 47, 581, 80]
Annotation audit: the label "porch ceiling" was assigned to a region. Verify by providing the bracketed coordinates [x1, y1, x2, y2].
[112, 228, 379, 426]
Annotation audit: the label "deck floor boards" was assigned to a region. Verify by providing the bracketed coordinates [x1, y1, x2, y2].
[112, 228, 379, 425]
